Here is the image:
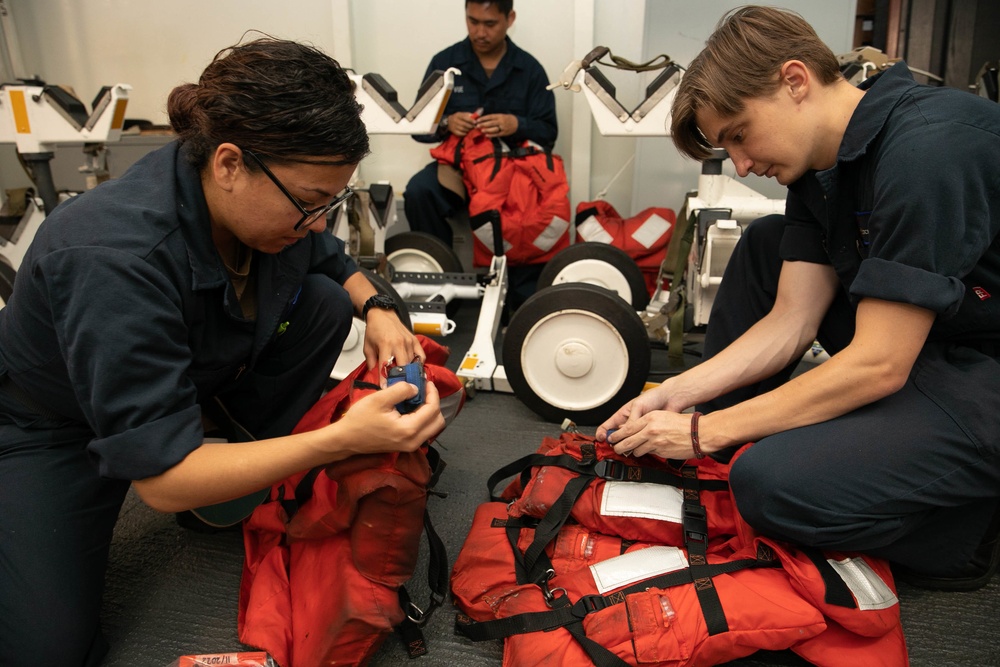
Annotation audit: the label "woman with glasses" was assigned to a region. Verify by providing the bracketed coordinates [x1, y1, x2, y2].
[0, 37, 443, 666]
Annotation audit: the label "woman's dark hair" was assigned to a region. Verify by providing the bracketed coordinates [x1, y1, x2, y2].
[167, 36, 370, 169]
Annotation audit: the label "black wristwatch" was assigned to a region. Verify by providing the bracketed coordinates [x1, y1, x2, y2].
[362, 293, 400, 321]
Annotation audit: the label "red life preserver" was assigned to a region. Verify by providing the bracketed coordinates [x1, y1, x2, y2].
[574, 200, 676, 296]
[452, 436, 909, 667]
[238, 336, 464, 667]
[500, 433, 738, 548]
[431, 129, 571, 268]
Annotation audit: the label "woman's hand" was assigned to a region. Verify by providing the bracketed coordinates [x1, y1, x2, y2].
[362, 309, 425, 382]
[325, 380, 445, 457]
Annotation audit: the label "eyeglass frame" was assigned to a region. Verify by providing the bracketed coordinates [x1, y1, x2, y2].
[242, 149, 354, 231]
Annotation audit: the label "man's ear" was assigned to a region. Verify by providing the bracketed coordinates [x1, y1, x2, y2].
[780, 60, 810, 102]
[210, 143, 244, 193]
[506, 9, 516, 29]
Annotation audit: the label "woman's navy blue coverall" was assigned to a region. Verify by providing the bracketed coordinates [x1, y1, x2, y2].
[702, 63, 1000, 577]
[0, 141, 356, 665]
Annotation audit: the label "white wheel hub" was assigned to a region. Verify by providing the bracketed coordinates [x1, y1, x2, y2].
[387, 248, 444, 273]
[520, 309, 629, 411]
[551, 259, 631, 301]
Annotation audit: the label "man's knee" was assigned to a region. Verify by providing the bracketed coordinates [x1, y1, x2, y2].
[729, 444, 812, 542]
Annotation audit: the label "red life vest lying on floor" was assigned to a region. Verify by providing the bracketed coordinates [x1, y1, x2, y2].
[431, 128, 571, 268]
[574, 200, 676, 296]
[238, 336, 464, 667]
[496, 433, 738, 547]
[452, 434, 909, 667]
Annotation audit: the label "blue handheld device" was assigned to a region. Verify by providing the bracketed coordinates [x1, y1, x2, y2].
[387, 361, 426, 413]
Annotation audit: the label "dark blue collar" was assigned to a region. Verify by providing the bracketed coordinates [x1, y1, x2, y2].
[837, 61, 919, 163]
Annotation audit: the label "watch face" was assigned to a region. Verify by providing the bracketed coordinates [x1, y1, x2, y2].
[369, 294, 396, 309]
[364, 294, 399, 319]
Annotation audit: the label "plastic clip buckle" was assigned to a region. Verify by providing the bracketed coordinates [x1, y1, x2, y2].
[572, 594, 606, 619]
[593, 459, 625, 481]
[683, 504, 709, 546]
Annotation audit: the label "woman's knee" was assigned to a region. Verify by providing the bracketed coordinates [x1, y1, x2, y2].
[299, 274, 354, 328]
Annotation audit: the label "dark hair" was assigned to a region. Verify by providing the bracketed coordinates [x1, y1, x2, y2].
[167, 36, 370, 169]
[671, 5, 842, 161]
[466, 0, 513, 16]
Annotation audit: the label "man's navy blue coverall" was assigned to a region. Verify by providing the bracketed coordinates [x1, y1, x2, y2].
[703, 63, 1000, 577]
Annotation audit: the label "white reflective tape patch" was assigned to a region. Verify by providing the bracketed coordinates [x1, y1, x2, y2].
[589, 546, 689, 594]
[438, 391, 464, 427]
[577, 216, 614, 244]
[600, 481, 684, 524]
[473, 224, 512, 255]
[533, 216, 570, 252]
[826, 557, 899, 611]
[631, 213, 672, 250]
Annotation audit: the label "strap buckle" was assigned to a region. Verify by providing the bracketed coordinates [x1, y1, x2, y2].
[538, 569, 568, 609]
[571, 594, 607, 619]
[406, 591, 445, 627]
[683, 503, 709, 546]
[593, 459, 625, 481]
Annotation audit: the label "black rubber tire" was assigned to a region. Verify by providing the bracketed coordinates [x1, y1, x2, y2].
[537, 242, 650, 310]
[386, 231, 465, 317]
[385, 231, 464, 274]
[502, 283, 650, 425]
[0, 258, 15, 307]
[361, 267, 412, 330]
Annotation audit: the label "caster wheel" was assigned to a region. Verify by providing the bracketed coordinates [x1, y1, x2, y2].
[537, 242, 649, 310]
[502, 283, 650, 425]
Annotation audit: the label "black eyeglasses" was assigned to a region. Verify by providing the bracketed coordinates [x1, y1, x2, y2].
[243, 149, 354, 231]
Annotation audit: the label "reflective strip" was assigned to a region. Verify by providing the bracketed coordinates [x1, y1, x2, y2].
[600, 480, 684, 524]
[576, 216, 614, 244]
[631, 213, 672, 250]
[111, 98, 129, 130]
[473, 224, 512, 255]
[9, 90, 30, 133]
[826, 557, 899, 611]
[438, 390, 464, 427]
[533, 216, 570, 252]
[590, 545, 689, 594]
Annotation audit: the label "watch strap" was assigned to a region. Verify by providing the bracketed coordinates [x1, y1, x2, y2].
[362, 293, 400, 321]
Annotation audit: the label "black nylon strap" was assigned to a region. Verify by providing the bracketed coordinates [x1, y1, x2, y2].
[680, 466, 729, 635]
[802, 547, 859, 609]
[564, 621, 633, 667]
[519, 473, 595, 583]
[454, 555, 779, 642]
[486, 451, 728, 502]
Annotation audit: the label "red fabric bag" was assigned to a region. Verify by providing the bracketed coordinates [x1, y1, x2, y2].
[431, 129, 571, 268]
[238, 336, 464, 667]
[574, 199, 676, 295]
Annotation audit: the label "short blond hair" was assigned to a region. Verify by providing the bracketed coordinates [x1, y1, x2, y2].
[671, 6, 843, 161]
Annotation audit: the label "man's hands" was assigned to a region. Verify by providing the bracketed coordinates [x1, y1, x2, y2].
[445, 111, 518, 138]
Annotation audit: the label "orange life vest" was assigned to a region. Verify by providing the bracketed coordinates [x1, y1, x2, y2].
[451, 435, 909, 667]
[574, 200, 676, 296]
[238, 336, 464, 667]
[431, 128, 571, 268]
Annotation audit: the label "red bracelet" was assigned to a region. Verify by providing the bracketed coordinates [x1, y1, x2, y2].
[690, 411, 706, 459]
